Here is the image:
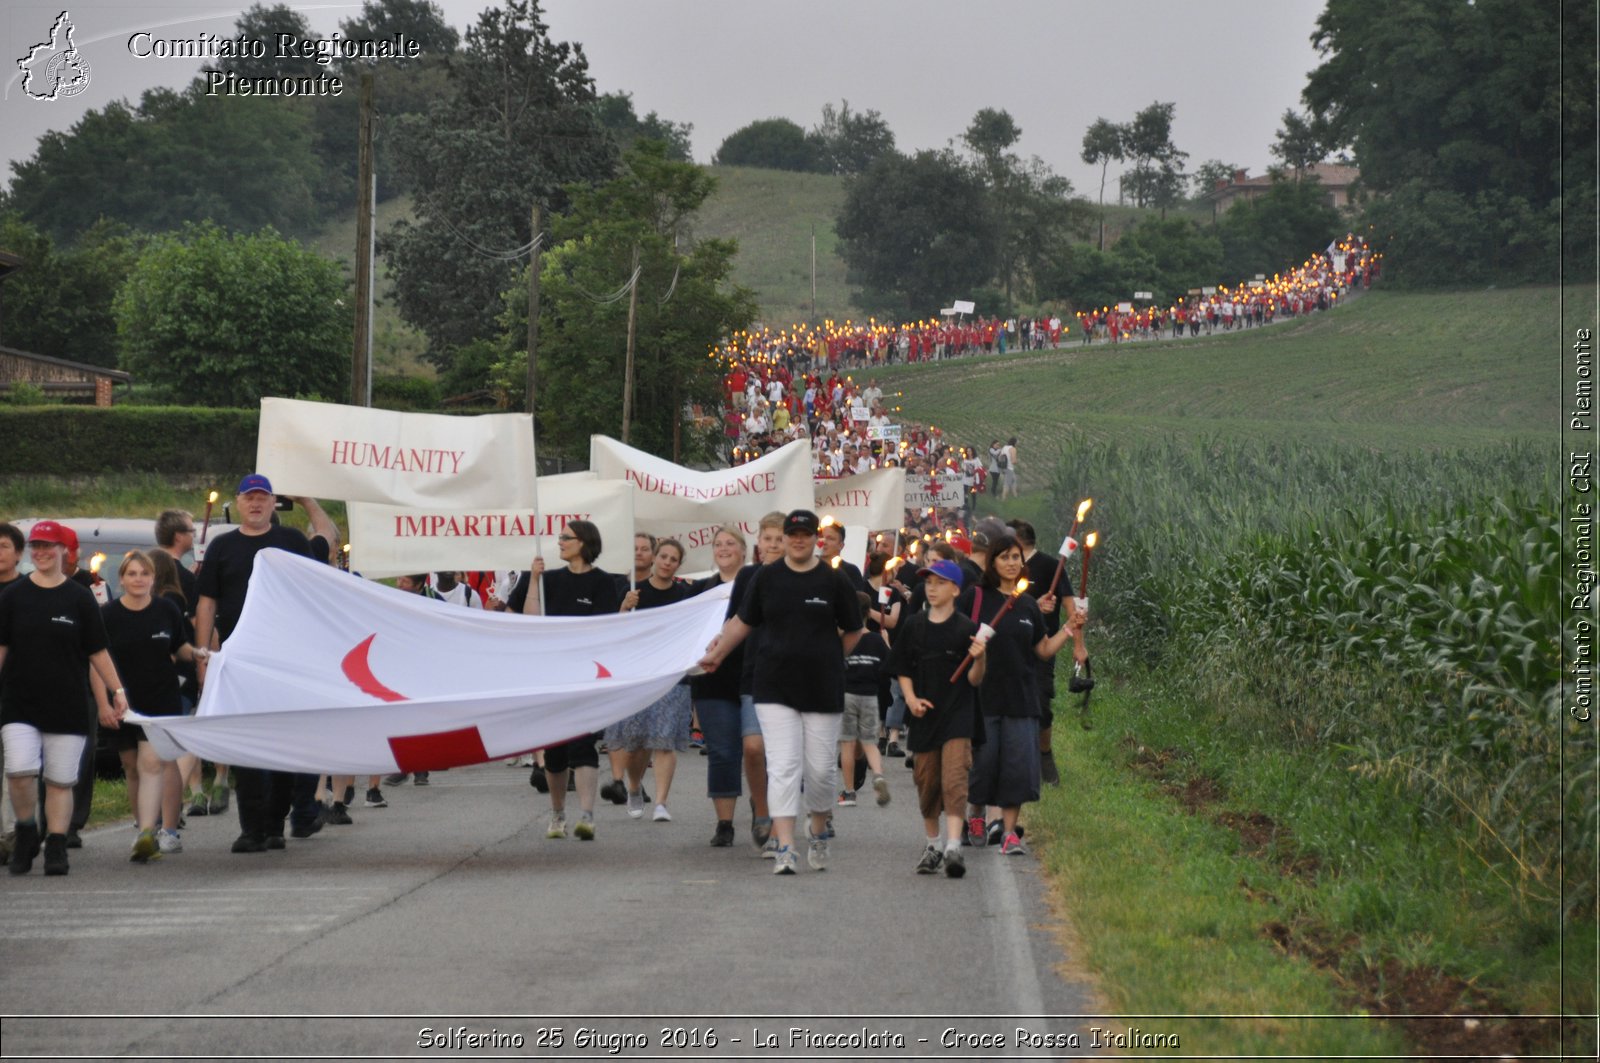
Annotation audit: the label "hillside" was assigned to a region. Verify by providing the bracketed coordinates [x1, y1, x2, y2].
[873, 286, 1560, 478]
[690, 166, 856, 326]
[299, 165, 1220, 362]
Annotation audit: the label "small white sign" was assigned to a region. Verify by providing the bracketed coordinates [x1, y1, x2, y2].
[1116, 301, 1133, 312]
[1133, 291, 1153, 300]
[953, 300, 975, 314]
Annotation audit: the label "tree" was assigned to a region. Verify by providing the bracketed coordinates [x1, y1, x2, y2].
[1191, 159, 1242, 200]
[222, 3, 320, 79]
[1120, 101, 1187, 213]
[1109, 217, 1223, 301]
[595, 92, 694, 162]
[114, 223, 349, 405]
[5, 85, 325, 244]
[337, 0, 460, 56]
[383, 0, 617, 365]
[1303, 0, 1588, 283]
[0, 216, 143, 367]
[1214, 179, 1342, 283]
[835, 149, 998, 318]
[494, 142, 758, 461]
[712, 118, 816, 171]
[1270, 109, 1326, 181]
[1081, 118, 1126, 250]
[806, 100, 896, 175]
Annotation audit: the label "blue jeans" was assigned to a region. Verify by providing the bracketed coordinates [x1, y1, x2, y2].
[695, 698, 743, 798]
[885, 683, 906, 734]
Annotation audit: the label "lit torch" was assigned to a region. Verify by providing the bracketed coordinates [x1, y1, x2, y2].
[1048, 498, 1093, 597]
[200, 490, 219, 543]
[89, 552, 109, 604]
[951, 578, 1027, 683]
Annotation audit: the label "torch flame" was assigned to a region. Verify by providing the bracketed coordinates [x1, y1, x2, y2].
[884, 556, 903, 570]
[1085, 532, 1098, 549]
[819, 515, 837, 529]
[1076, 498, 1093, 522]
[207, 491, 219, 504]
[89, 552, 107, 575]
[829, 556, 842, 569]
[1016, 578, 1029, 594]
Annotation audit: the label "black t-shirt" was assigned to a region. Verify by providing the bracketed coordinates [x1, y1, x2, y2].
[1024, 549, 1070, 680]
[632, 578, 693, 611]
[958, 584, 1045, 719]
[0, 577, 107, 735]
[737, 560, 863, 714]
[888, 610, 981, 752]
[507, 566, 620, 617]
[101, 596, 186, 716]
[832, 557, 870, 594]
[170, 559, 200, 618]
[689, 570, 744, 702]
[196, 526, 313, 642]
[844, 628, 890, 698]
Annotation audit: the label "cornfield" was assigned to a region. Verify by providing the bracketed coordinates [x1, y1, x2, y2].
[1048, 433, 1587, 912]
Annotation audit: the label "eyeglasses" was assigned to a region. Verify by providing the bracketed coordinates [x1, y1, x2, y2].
[557, 534, 578, 542]
[179, 527, 197, 535]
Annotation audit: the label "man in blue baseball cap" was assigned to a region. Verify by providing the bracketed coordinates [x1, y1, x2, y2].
[194, 474, 321, 853]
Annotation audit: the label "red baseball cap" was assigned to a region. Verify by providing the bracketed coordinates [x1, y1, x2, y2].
[947, 532, 973, 555]
[27, 520, 74, 547]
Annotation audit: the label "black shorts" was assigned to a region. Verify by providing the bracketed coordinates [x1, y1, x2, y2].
[1036, 672, 1056, 732]
[542, 732, 600, 773]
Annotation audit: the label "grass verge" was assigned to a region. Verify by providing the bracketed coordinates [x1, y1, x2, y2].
[1033, 675, 1594, 1058]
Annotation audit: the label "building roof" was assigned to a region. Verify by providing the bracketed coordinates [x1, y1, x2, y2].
[0, 344, 132, 383]
[1205, 162, 1360, 200]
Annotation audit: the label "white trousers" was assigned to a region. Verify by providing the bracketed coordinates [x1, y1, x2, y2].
[754, 703, 842, 818]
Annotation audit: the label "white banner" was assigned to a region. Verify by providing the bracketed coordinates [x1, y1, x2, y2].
[866, 423, 901, 442]
[346, 478, 635, 578]
[904, 477, 964, 511]
[813, 467, 906, 532]
[589, 435, 811, 523]
[257, 398, 537, 509]
[133, 551, 729, 774]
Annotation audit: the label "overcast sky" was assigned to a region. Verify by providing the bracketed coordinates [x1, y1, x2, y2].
[2, 0, 1326, 197]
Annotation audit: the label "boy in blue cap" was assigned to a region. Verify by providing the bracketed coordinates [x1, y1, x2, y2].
[886, 558, 987, 878]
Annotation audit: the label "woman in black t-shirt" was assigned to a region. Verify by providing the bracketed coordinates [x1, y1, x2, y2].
[516, 520, 618, 841]
[94, 551, 202, 863]
[698, 510, 864, 876]
[1, 521, 127, 876]
[609, 539, 694, 822]
[959, 533, 1082, 856]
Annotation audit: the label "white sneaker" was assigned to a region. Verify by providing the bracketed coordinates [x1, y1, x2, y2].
[626, 790, 645, 819]
[545, 811, 567, 838]
[772, 845, 798, 875]
[760, 835, 780, 859]
[652, 803, 671, 822]
[156, 829, 182, 854]
[872, 774, 890, 807]
[807, 833, 830, 872]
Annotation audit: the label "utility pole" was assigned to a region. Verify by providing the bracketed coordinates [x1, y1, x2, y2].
[526, 203, 541, 417]
[620, 244, 640, 444]
[351, 71, 374, 406]
[810, 222, 817, 314]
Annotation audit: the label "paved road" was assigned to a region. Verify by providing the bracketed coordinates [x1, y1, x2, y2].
[2, 753, 1105, 1060]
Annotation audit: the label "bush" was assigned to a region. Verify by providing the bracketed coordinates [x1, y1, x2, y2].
[372, 374, 441, 411]
[4, 382, 48, 406]
[0, 407, 258, 476]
